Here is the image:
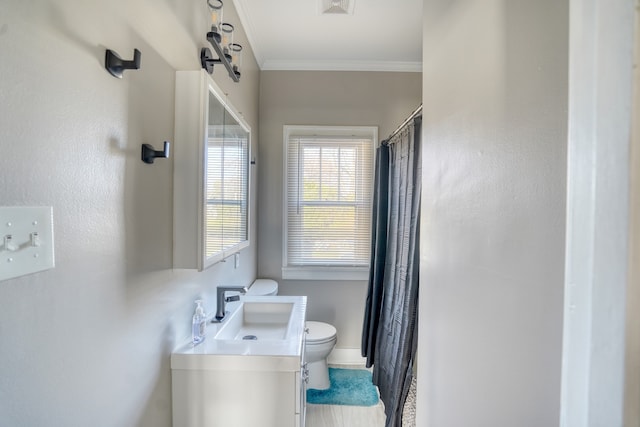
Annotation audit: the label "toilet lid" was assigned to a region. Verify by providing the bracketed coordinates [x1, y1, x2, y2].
[306, 321, 337, 343]
[248, 279, 278, 296]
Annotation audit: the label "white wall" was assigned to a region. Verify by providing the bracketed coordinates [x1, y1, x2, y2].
[0, 1, 259, 426]
[257, 70, 422, 350]
[561, 0, 637, 425]
[417, 1, 568, 426]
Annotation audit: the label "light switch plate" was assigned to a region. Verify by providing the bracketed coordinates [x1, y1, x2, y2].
[0, 206, 55, 282]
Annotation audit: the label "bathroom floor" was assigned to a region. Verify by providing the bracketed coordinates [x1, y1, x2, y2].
[305, 365, 386, 427]
[305, 400, 386, 427]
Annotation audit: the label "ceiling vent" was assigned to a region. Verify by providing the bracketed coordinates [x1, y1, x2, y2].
[319, 0, 355, 15]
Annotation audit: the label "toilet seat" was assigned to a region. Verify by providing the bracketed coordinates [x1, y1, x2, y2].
[306, 321, 337, 344]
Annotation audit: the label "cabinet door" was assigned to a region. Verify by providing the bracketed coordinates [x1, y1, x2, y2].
[297, 334, 308, 425]
[296, 370, 307, 427]
[172, 369, 297, 427]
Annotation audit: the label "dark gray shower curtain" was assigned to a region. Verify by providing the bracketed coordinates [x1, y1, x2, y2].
[361, 144, 389, 368]
[362, 117, 421, 427]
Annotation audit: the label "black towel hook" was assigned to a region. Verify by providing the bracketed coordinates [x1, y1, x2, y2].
[141, 141, 170, 164]
[105, 48, 141, 78]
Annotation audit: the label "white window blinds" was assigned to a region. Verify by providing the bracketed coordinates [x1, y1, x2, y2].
[283, 126, 376, 279]
[205, 126, 249, 259]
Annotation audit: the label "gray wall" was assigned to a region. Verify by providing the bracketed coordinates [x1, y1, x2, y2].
[257, 71, 422, 349]
[0, 1, 259, 426]
[417, 1, 568, 426]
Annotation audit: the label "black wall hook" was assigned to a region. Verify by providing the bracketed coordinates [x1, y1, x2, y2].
[105, 48, 141, 78]
[141, 141, 170, 164]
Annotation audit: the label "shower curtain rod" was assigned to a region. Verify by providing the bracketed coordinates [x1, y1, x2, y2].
[382, 104, 422, 145]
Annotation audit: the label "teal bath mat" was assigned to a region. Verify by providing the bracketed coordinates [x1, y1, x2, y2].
[306, 368, 379, 406]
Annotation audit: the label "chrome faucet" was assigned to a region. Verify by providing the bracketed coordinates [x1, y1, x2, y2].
[214, 285, 248, 321]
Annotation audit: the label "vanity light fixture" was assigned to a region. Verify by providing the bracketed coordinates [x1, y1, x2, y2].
[220, 22, 234, 57]
[208, 0, 223, 42]
[201, 0, 242, 82]
[229, 43, 243, 79]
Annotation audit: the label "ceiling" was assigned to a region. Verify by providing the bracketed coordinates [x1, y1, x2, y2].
[231, 0, 423, 72]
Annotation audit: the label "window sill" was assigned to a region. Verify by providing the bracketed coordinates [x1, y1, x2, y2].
[282, 266, 369, 281]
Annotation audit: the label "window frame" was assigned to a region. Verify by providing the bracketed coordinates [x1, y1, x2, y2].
[282, 125, 377, 281]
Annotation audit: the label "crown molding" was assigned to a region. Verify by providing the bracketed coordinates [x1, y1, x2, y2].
[260, 59, 422, 72]
[231, 0, 264, 68]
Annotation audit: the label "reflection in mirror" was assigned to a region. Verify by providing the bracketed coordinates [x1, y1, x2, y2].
[205, 92, 249, 258]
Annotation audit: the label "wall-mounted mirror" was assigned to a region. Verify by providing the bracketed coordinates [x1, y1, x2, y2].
[173, 70, 250, 270]
[205, 91, 249, 259]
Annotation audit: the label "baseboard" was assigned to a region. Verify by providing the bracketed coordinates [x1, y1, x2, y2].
[327, 348, 367, 366]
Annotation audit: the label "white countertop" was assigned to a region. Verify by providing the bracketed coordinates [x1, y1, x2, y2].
[171, 295, 307, 372]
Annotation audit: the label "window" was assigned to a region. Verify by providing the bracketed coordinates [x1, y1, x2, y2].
[205, 124, 249, 259]
[283, 126, 376, 280]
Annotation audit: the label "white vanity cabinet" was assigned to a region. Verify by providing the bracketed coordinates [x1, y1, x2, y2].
[171, 296, 308, 427]
[171, 358, 306, 427]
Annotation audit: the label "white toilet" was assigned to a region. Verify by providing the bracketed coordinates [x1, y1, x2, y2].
[248, 279, 337, 390]
[304, 320, 337, 390]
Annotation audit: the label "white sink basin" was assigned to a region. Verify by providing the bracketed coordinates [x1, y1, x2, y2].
[172, 296, 307, 371]
[214, 301, 295, 341]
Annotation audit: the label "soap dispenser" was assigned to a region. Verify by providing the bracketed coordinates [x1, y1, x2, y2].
[192, 300, 207, 345]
